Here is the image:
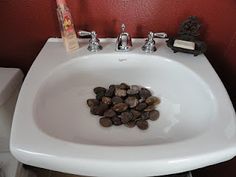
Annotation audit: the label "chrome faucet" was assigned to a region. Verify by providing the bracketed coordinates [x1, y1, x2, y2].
[116, 24, 132, 52]
[78, 30, 103, 52]
[142, 32, 167, 52]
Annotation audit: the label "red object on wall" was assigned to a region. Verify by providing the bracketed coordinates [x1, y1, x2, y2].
[0, 0, 236, 175]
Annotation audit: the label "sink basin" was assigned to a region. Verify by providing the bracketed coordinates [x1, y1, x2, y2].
[35, 53, 214, 146]
[10, 38, 236, 177]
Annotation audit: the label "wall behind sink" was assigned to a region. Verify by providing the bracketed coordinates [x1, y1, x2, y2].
[0, 0, 235, 105]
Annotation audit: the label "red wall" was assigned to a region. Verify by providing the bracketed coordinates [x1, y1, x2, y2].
[0, 0, 236, 175]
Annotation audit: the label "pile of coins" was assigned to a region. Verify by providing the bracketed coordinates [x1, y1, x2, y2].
[87, 83, 160, 130]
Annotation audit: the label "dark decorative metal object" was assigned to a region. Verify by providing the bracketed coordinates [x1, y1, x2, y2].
[166, 16, 207, 56]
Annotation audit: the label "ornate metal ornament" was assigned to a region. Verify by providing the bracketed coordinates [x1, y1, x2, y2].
[167, 16, 207, 56]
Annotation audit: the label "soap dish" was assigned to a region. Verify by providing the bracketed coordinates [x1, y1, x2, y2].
[166, 16, 207, 56]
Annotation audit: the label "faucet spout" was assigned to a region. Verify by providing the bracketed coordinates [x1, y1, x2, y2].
[115, 24, 132, 52]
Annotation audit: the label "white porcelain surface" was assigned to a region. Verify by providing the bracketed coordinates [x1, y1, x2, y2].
[10, 38, 236, 177]
[34, 53, 214, 146]
[0, 67, 23, 152]
[0, 68, 23, 177]
[0, 68, 23, 106]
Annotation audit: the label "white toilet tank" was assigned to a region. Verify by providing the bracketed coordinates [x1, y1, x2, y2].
[0, 67, 24, 177]
[0, 67, 23, 152]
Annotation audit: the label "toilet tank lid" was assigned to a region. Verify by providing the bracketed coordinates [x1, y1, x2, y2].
[0, 67, 24, 106]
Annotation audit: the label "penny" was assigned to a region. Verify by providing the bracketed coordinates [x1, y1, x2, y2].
[99, 117, 112, 127]
[130, 109, 141, 120]
[104, 109, 117, 117]
[90, 106, 100, 115]
[120, 112, 133, 123]
[135, 102, 148, 111]
[96, 92, 105, 100]
[139, 88, 151, 99]
[127, 89, 138, 95]
[141, 112, 150, 120]
[105, 85, 115, 97]
[111, 96, 123, 105]
[144, 105, 156, 112]
[139, 98, 146, 103]
[87, 99, 99, 107]
[136, 120, 149, 130]
[112, 103, 128, 112]
[119, 83, 130, 90]
[125, 96, 138, 108]
[94, 87, 106, 94]
[115, 88, 127, 97]
[102, 96, 112, 105]
[149, 110, 160, 121]
[124, 120, 136, 128]
[145, 96, 161, 106]
[90, 104, 109, 116]
[112, 116, 122, 126]
[130, 85, 140, 91]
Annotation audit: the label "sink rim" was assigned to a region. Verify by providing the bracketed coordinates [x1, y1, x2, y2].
[10, 38, 236, 177]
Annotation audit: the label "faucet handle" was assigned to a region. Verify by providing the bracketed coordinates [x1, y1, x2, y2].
[78, 30, 103, 52]
[142, 31, 168, 52]
[78, 30, 93, 36]
[153, 32, 168, 38]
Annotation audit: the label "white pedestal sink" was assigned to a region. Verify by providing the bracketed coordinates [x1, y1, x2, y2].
[10, 38, 236, 177]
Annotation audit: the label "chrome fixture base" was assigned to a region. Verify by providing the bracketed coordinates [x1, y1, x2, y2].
[116, 24, 132, 52]
[142, 32, 167, 53]
[78, 30, 103, 52]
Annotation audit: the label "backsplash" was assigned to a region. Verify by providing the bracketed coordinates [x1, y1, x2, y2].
[0, 0, 235, 106]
